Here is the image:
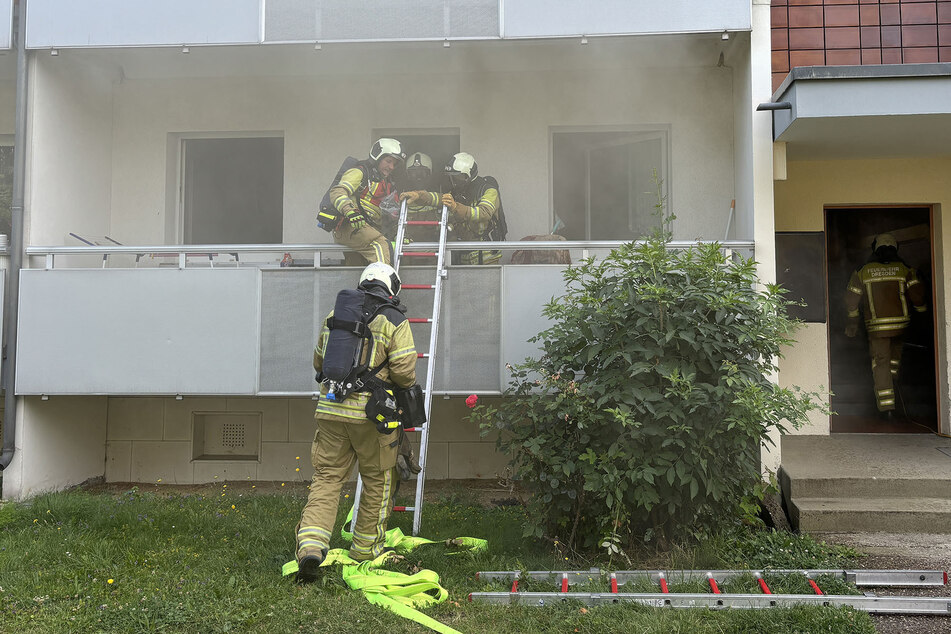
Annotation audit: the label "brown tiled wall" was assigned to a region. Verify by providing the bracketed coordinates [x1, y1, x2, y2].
[772, 0, 951, 91]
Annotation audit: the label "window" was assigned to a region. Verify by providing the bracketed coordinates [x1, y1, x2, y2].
[180, 136, 284, 245]
[552, 128, 669, 240]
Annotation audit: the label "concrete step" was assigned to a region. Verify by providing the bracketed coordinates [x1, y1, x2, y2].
[791, 497, 951, 533]
[780, 472, 951, 500]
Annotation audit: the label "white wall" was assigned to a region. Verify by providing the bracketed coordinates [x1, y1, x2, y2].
[2, 396, 107, 500]
[28, 55, 114, 246]
[101, 45, 735, 246]
[778, 323, 831, 435]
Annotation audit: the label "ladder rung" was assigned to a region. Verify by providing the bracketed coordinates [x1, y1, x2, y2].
[402, 284, 435, 290]
[392, 506, 416, 512]
[417, 353, 430, 358]
[404, 252, 437, 257]
[408, 318, 433, 323]
[406, 220, 440, 226]
[402, 425, 426, 432]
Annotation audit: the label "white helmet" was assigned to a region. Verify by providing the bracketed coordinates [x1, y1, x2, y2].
[405, 152, 433, 188]
[369, 138, 407, 165]
[445, 152, 478, 188]
[446, 152, 478, 179]
[407, 152, 433, 173]
[359, 261, 402, 295]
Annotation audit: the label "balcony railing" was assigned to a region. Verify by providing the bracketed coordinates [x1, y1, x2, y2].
[17, 240, 754, 397]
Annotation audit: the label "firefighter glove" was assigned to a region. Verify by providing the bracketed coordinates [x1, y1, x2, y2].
[396, 433, 421, 480]
[440, 193, 458, 214]
[399, 190, 424, 205]
[845, 323, 858, 338]
[345, 205, 367, 230]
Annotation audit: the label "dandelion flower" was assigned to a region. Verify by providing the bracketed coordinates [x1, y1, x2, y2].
[107, 579, 114, 585]
[281, 483, 285, 487]
[157, 479, 162, 483]
[231, 505, 236, 510]
[295, 456, 300, 460]
[295, 468, 300, 472]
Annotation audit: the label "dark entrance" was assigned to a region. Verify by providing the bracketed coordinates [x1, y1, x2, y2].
[826, 207, 937, 433]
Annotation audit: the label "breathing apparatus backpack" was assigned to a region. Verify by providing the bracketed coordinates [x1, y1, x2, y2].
[317, 287, 427, 433]
[316, 157, 370, 232]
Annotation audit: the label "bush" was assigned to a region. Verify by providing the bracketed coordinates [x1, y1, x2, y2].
[474, 207, 822, 551]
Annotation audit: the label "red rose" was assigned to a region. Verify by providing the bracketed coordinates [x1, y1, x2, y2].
[465, 394, 478, 408]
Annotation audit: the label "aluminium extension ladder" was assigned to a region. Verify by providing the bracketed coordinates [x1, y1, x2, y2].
[351, 200, 450, 536]
[469, 568, 951, 615]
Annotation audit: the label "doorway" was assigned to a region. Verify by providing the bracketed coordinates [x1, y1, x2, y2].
[826, 207, 938, 433]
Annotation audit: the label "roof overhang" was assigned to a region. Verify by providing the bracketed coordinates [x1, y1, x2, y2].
[765, 64, 951, 160]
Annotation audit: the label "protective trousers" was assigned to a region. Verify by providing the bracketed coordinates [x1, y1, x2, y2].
[334, 224, 392, 265]
[868, 334, 903, 412]
[297, 417, 400, 562]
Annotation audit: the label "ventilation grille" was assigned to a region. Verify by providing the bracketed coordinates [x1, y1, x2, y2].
[192, 412, 261, 461]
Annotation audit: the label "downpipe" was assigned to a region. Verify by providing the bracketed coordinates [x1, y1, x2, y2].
[1, 0, 28, 471]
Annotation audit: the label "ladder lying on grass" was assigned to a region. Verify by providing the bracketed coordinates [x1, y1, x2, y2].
[351, 201, 450, 536]
[469, 568, 951, 615]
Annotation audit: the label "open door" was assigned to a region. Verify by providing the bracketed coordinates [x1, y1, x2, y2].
[826, 206, 938, 433]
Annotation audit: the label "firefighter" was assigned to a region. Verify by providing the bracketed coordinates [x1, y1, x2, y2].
[295, 262, 417, 582]
[401, 152, 507, 265]
[845, 233, 927, 418]
[330, 138, 407, 265]
[395, 152, 441, 245]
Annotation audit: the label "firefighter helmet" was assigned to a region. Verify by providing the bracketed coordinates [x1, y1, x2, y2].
[369, 138, 407, 166]
[872, 233, 898, 251]
[405, 152, 433, 188]
[445, 152, 478, 189]
[359, 262, 402, 296]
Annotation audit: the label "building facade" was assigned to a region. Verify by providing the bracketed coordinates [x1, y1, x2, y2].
[0, 0, 777, 499]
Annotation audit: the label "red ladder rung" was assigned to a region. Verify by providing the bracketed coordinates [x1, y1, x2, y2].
[707, 573, 721, 595]
[408, 318, 433, 323]
[417, 353, 430, 358]
[402, 284, 435, 290]
[402, 426, 426, 432]
[392, 506, 415, 512]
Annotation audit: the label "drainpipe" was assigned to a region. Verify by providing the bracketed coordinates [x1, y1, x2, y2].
[1, 0, 28, 471]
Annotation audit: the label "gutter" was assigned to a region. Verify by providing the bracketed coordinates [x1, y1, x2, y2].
[1, 0, 28, 471]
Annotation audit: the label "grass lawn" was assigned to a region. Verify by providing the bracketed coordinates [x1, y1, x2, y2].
[0, 484, 875, 633]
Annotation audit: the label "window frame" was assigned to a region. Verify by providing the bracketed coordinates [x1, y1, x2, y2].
[549, 124, 671, 241]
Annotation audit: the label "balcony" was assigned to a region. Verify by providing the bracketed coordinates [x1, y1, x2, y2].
[17, 240, 754, 397]
[26, 0, 752, 49]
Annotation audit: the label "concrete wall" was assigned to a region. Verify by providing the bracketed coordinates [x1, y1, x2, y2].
[2, 396, 108, 500]
[103, 396, 508, 485]
[28, 55, 113, 246]
[775, 157, 951, 435]
[93, 48, 738, 246]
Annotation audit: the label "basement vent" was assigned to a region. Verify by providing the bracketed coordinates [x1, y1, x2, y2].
[192, 412, 261, 462]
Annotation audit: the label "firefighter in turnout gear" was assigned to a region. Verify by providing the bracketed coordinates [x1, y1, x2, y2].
[400, 151, 506, 265]
[845, 233, 927, 416]
[295, 262, 417, 582]
[330, 138, 407, 265]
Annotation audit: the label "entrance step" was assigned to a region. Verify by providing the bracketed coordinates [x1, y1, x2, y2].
[790, 497, 951, 533]
[780, 434, 951, 533]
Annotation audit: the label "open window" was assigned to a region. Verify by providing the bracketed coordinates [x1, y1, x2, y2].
[552, 128, 669, 240]
[178, 135, 284, 245]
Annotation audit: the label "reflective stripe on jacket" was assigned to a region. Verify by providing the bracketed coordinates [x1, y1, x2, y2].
[330, 166, 396, 227]
[845, 261, 927, 336]
[313, 301, 417, 422]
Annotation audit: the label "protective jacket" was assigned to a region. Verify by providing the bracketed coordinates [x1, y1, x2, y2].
[845, 260, 926, 337]
[449, 176, 503, 242]
[314, 286, 417, 422]
[330, 163, 398, 230]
